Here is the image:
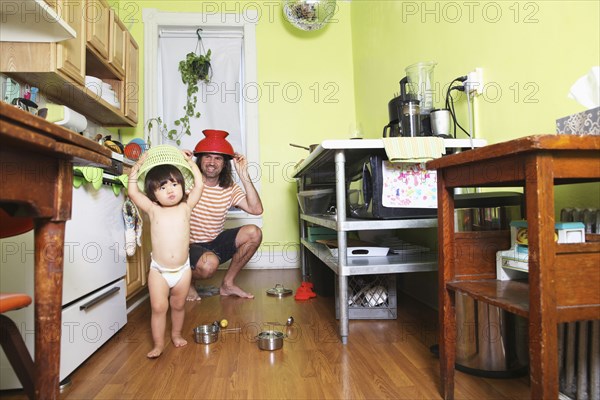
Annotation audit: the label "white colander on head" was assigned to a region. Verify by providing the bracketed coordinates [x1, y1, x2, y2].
[136, 145, 194, 192]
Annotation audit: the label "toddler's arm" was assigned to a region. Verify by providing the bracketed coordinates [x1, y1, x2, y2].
[127, 152, 153, 213]
[182, 150, 203, 207]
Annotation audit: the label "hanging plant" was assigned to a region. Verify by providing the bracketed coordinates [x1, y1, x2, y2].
[152, 29, 212, 146]
[174, 48, 212, 141]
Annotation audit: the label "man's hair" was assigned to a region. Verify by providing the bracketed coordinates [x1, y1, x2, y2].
[196, 153, 234, 188]
[144, 165, 188, 204]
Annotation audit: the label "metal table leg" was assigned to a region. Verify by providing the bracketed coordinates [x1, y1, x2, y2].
[334, 150, 349, 343]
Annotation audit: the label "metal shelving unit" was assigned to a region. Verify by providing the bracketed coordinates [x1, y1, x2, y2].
[293, 138, 486, 344]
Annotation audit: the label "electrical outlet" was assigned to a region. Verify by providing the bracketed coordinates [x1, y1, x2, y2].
[465, 67, 483, 96]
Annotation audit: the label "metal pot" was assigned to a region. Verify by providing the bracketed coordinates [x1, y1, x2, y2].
[193, 324, 219, 344]
[256, 330, 285, 351]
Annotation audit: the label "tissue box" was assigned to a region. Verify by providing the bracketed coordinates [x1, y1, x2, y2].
[556, 106, 599, 135]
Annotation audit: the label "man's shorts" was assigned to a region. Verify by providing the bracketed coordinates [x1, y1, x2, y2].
[189, 227, 242, 269]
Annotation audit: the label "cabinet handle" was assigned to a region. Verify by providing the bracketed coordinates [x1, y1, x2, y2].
[79, 287, 120, 310]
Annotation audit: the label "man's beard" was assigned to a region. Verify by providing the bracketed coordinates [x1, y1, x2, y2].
[201, 164, 221, 179]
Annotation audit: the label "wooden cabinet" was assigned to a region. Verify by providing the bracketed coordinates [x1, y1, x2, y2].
[426, 135, 600, 400]
[0, 0, 138, 127]
[86, 0, 110, 60]
[55, 0, 86, 84]
[126, 215, 151, 299]
[0, 0, 85, 86]
[109, 9, 127, 79]
[124, 32, 139, 124]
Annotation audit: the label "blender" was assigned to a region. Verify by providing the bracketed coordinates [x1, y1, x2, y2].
[405, 61, 437, 136]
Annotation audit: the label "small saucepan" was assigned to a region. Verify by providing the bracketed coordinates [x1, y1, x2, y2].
[256, 330, 286, 351]
[193, 324, 219, 344]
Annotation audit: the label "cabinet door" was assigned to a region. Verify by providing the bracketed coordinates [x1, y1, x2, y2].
[86, 0, 110, 59]
[109, 9, 126, 79]
[124, 33, 139, 124]
[125, 215, 151, 299]
[126, 252, 143, 297]
[55, 0, 85, 85]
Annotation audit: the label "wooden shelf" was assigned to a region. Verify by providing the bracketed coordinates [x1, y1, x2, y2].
[427, 134, 600, 400]
[0, 0, 76, 42]
[447, 279, 529, 318]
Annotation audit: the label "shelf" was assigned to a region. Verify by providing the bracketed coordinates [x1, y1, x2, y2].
[300, 214, 438, 231]
[301, 239, 438, 276]
[447, 279, 530, 318]
[0, 0, 77, 42]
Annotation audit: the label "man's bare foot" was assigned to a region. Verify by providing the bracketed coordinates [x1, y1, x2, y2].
[172, 335, 188, 348]
[186, 286, 201, 301]
[220, 284, 254, 299]
[147, 346, 163, 359]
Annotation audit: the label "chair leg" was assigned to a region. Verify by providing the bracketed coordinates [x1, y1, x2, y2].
[0, 314, 35, 400]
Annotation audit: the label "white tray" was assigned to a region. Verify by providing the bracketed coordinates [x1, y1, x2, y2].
[328, 247, 389, 258]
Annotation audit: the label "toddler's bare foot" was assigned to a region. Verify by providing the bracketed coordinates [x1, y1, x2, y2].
[186, 286, 201, 301]
[147, 346, 163, 359]
[172, 335, 188, 348]
[220, 284, 254, 299]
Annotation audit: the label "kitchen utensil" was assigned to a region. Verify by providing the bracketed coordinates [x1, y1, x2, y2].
[290, 143, 318, 152]
[194, 129, 234, 156]
[430, 108, 452, 136]
[256, 330, 285, 351]
[136, 145, 195, 192]
[405, 61, 437, 115]
[401, 100, 421, 137]
[211, 321, 241, 333]
[265, 316, 294, 327]
[266, 284, 293, 297]
[193, 324, 219, 344]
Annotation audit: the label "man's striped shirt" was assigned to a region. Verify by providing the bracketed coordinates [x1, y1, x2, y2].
[190, 183, 245, 243]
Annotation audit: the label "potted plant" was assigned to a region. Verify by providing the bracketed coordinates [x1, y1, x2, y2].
[147, 33, 212, 146]
[174, 49, 212, 143]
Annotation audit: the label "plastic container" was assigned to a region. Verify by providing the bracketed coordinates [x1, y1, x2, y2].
[297, 189, 334, 215]
[335, 274, 397, 320]
[405, 61, 437, 114]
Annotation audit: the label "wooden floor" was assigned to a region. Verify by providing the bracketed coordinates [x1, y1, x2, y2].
[1, 269, 530, 399]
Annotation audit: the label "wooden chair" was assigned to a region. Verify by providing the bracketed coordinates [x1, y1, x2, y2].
[0, 208, 36, 398]
[0, 293, 35, 399]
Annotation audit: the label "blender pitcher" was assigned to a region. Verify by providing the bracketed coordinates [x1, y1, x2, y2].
[405, 61, 437, 115]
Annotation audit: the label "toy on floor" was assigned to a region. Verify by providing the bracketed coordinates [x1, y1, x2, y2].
[295, 281, 316, 300]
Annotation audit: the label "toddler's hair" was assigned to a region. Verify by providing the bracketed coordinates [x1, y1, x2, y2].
[144, 165, 188, 204]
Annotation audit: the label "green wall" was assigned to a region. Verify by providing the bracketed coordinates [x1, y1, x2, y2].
[351, 1, 599, 141]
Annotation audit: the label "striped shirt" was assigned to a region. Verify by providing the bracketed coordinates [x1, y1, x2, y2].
[190, 184, 246, 243]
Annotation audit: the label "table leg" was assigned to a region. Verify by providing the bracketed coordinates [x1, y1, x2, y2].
[525, 154, 559, 400]
[33, 220, 65, 400]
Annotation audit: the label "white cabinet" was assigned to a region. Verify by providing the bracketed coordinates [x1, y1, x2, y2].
[0, 175, 127, 389]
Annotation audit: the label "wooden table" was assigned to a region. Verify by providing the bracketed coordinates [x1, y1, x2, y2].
[426, 134, 600, 400]
[0, 103, 111, 399]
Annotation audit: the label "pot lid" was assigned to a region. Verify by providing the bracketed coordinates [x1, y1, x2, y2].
[266, 284, 293, 297]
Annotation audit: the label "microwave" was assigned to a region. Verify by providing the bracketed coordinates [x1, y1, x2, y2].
[348, 154, 439, 219]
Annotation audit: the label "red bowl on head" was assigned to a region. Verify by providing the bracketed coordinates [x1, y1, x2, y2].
[194, 129, 234, 156]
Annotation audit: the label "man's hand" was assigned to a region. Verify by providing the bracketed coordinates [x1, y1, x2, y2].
[232, 153, 250, 181]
